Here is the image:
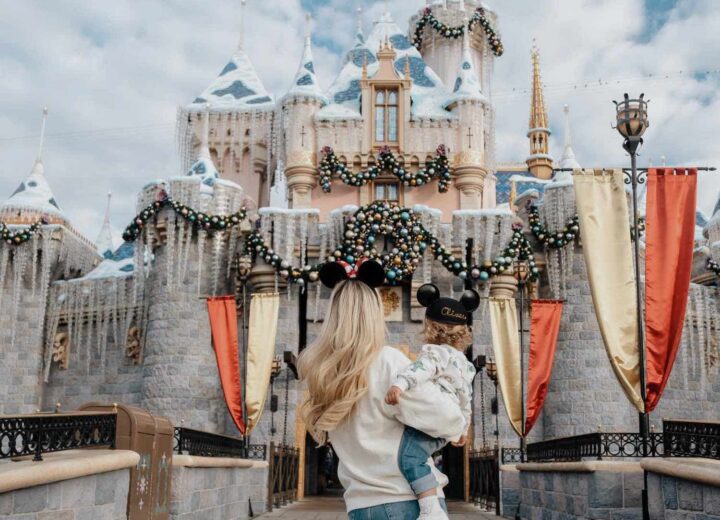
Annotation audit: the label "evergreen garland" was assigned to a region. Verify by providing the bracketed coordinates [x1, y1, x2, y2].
[123, 192, 248, 242]
[246, 201, 539, 285]
[412, 7, 504, 57]
[319, 145, 451, 194]
[0, 221, 44, 246]
[527, 205, 580, 249]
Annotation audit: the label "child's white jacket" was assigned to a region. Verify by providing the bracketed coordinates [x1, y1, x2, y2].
[328, 346, 466, 513]
[392, 343, 476, 430]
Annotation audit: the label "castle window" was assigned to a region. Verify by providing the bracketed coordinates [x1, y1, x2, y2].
[374, 88, 399, 145]
[374, 182, 400, 202]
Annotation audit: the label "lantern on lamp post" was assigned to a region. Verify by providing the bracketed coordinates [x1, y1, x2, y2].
[514, 260, 531, 461]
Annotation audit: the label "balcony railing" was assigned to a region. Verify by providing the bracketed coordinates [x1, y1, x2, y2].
[173, 427, 266, 460]
[0, 412, 117, 462]
[469, 447, 499, 513]
[664, 420, 719, 460]
[527, 431, 664, 462]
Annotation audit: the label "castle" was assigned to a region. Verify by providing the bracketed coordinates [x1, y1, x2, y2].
[1, 0, 718, 509]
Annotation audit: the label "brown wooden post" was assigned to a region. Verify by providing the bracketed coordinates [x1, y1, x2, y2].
[267, 441, 275, 512]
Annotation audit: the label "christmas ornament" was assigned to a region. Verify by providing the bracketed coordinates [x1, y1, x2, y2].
[0, 220, 44, 246]
[528, 204, 580, 250]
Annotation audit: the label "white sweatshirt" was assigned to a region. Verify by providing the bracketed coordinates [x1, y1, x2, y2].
[393, 343, 476, 431]
[328, 346, 467, 513]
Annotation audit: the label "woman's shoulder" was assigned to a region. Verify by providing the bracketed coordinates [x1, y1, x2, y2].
[374, 346, 411, 371]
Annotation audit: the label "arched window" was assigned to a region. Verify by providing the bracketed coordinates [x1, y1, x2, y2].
[374, 88, 399, 145]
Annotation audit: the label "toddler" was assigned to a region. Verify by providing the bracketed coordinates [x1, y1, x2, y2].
[385, 284, 479, 520]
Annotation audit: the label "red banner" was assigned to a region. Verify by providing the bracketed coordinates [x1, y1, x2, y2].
[645, 168, 697, 412]
[525, 300, 563, 436]
[207, 296, 246, 434]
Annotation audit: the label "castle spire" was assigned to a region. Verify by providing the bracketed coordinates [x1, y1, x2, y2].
[559, 104, 580, 169]
[355, 7, 364, 45]
[37, 107, 48, 164]
[285, 13, 327, 103]
[237, 0, 247, 51]
[445, 19, 486, 108]
[96, 191, 115, 258]
[526, 42, 553, 180]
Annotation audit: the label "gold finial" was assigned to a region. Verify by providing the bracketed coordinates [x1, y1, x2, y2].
[55, 402, 62, 413]
[526, 40, 553, 180]
[113, 402, 118, 413]
[404, 55, 411, 79]
[362, 54, 368, 79]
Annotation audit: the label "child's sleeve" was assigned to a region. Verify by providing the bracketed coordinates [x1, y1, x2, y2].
[391, 345, 444, 391]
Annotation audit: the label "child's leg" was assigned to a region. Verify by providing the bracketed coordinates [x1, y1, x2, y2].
[397, 427, 448, 497]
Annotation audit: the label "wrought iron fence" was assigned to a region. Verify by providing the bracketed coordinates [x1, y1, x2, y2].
[0, 412, 116, 462]
[469, 448, 499, 513]
[501, 447, 524, 464]
[267, 442, 300, 512]
[527, 432, 664, 462]
[664, 420, 719, 460]
[173, 427, 260, 459]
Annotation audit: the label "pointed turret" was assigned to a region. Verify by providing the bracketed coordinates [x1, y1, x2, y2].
[285, 14, 327, 104]
[95, 191, 115, 258]
[189, 0, 274, 110]
[559, 104, 580, 170]
[355, 7, 365, 45]
[445, 25, 487, 108]
[526, 44, 553, 180]
[1, 108, 66, 224]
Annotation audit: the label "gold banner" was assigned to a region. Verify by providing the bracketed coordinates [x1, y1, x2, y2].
[245, 292, 280, 433]
[573, 169, 644, 412]
[489, 297, 523, 437]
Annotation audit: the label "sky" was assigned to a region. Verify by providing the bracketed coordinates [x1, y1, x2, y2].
[0, 0, 718, 245]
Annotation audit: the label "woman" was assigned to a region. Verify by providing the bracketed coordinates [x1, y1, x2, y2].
[298, 261, 466, 520]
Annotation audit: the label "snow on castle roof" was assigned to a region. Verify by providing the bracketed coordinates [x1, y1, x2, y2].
[317, 12, 452, 121]
[189, 49, 275, 111]
[285, 36, 327, 104]
[446, 32, 487, 107]
[1, 159, 65, 219]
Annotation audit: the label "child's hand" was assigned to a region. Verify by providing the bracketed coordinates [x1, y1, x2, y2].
[451, 435, 467, 447]
[385, 386, 403, 405]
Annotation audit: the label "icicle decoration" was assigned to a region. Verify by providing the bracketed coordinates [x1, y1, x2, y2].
[300, 212, 309, 268]
[166, 212, 177, 289]
[197, 230, 206, 296]
[285, 213, 297, 268]
[211, 231, 224, 296]
[10, 247, 30, 348]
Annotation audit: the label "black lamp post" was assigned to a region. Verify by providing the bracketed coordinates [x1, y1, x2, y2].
[613, 92, 650, 520]
[513, 260, 531, 462]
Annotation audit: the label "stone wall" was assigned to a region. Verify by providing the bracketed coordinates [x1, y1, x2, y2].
[0, 468, 130, 519]
[645, 460, 720, 519]
[170, 460, 268, 520]
[42, 334, 144, 411]
[506, 462, 644, 519]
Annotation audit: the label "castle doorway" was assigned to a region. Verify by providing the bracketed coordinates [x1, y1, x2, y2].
[437, 444, 466, 500]
[304, 433, 344, 497]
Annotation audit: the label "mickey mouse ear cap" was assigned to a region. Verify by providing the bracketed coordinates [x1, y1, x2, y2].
[416, 283, 481, 325]
[319, 258, 386, 289]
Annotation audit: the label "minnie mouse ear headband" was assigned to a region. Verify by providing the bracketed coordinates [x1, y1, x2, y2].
[417, 284, 481, 325]
[319, 258, 386, 289]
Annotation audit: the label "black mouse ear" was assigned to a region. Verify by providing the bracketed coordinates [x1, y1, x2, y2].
[356, 259, 386, 288]
[460, 289, 481, 312]
[319, 262, 349, 289]
[417, 284, 441, 307]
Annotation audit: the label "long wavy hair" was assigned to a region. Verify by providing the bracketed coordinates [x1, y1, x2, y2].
[298, 280, 386, 444]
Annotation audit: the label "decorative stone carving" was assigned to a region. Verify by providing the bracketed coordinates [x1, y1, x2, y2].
[453, 150, 484, 166]
[286, 150, 317, 168]
[285, 165, 317, 209]
[248, 258, 286, 294]
[126, 327, 142, 364]
[51, 331, 70, 370]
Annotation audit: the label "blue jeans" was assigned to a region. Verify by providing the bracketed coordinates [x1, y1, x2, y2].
[348, 499, 448, 519]
[397, 427, 448, 496]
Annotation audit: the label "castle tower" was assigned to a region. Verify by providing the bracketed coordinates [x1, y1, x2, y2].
[559, 104, 580, 170]
[409, 0, 499, 95]
[0, 108, 99, 414]
[526, 45, 553, 180]
[284, 14, 327, 209]
[178, 0, 275, 209]
[445, 26, 488, 209]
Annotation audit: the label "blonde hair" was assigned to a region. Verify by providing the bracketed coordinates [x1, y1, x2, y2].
[298, 280, 386, 444]
[421, 317, 472, 351]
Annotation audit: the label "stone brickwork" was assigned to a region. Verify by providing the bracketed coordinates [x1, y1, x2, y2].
[647, 471, 720, 519]
[0, 283, 46, 415]
[508, 464, 644, 519]
[170, 463, 268, 519]
[0, 469, 130, 519]
[141, 241, 228, 432]
[42, 334, 143, 411]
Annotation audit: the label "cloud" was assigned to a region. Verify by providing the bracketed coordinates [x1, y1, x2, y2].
[0, 0, 717, 245]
